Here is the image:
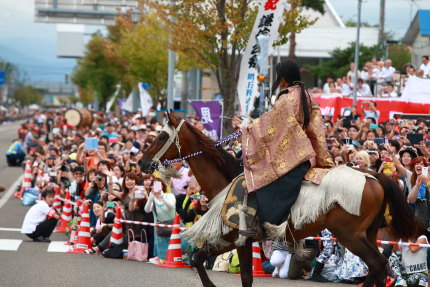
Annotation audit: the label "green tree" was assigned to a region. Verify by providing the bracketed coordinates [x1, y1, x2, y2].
[388, 44, 411, 72]
[306, 42, 384, 80]
[143, 0, 319, 133]
[72, 34, 125, 109]
[13, 85, 43, 106]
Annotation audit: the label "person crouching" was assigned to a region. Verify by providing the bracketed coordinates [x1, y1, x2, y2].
[21, 189, 60, 242]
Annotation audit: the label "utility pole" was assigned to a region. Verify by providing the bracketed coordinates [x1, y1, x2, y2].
[378, 0, 385, 44]
[353, 0, 362, 106]
[167, 0, 175, 110]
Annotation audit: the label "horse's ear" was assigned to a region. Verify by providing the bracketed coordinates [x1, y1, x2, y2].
[166, 110, 177, 126]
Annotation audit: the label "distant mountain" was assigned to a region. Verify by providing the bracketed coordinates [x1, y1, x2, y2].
[0, 40, 76, 83]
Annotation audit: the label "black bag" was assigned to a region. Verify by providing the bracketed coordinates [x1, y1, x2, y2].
[102, 243, 125, 259]
[155, 220, 173, 237]
[153, 204, 173, 237]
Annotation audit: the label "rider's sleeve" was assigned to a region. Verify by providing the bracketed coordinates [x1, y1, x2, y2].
[305, 97, 335, 170]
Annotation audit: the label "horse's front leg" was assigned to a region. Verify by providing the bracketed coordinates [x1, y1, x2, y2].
[236, 238, 254, 287]
[191, 249, 217, 287]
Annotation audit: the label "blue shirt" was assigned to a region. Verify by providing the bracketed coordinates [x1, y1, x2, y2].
[6, 141, 24, 155]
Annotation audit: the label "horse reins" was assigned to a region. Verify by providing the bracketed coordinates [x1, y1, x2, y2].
[148, 120, 242, 169]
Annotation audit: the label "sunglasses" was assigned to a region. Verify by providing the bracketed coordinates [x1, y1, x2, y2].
[368, 151, 377, 155]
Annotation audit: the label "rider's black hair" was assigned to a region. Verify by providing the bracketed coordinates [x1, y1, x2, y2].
[272, 60, 310, 128]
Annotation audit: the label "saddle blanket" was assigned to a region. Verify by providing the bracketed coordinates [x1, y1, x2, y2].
[222, 165, 376, 231]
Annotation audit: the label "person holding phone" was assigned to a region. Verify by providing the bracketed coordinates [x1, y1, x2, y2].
[122, 172, 155, 259]
[85, 171, 108, 227]
[144, 178, 176, 264]
[361, 101, 380, 124]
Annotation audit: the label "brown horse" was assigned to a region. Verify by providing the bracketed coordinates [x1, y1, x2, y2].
[140, 112, 416, 287]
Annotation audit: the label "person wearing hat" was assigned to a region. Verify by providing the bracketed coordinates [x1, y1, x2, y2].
[70, 165, 87, 200]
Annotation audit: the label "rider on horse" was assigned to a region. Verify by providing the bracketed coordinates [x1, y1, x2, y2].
[240, 60, 335, 236]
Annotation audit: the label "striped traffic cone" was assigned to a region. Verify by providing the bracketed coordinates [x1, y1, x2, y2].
[51, 184, 62, 212]
[54, 191, 72, 233]
[15, 160, 32, 199]
[68, 203, 91, 253]
[109, 208, 123, 245]
[250, 242, 272, 277]
[156, 214, 191, 268]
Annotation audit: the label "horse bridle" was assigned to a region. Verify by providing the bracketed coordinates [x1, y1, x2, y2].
[151, 119, 186, 166]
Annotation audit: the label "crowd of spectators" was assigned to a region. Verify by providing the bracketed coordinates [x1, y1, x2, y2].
[319, 55, 430, 98]
[12, 106, 430, 285]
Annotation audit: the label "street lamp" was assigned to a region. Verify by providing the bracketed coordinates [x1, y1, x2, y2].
[353, 0, 362, 106]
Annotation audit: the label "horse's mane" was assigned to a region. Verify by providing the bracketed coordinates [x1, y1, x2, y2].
[185, 121, 243, 180]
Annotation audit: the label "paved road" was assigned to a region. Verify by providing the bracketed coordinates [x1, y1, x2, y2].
[0, 123, 343, 287]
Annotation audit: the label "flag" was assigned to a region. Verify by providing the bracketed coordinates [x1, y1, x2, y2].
[138, 83, 153, 117]
[190, 101, 223, 140]
[237, 0, 289, 118]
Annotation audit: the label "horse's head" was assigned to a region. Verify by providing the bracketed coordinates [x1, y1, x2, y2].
[139, 111, 187, 174]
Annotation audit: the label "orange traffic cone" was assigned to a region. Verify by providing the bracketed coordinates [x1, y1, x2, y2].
[249, 242, 271, 277]
[233, 242, 271, 277]
[15, 160, 32, 199]
[54, 191, 72, 233]
[109, 208, 123, 245]
[156, 214, 191, 268]
[68, 203, 91, 253]
[51, 184, 62, 211]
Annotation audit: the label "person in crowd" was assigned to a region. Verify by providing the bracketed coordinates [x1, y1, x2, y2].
[355, 79, 373, 97]
[6, 138, 25, 166]
[170, 161, 191, 207]
[69, 165, 86, 200]
[361, 101, 380, 123]
[419, 56, 430, 78]
[21, 189, 59, 242]
[347, 63, 361, 84]
[85, 171, 108, 227]
[382, 59, 396, 84]
[123, 172, 155, 260]
[353, 150, 371, 170]
[323, 76, 335, 94]
[379, 83, 398, 98]
[407, 157, 430, 228]
[144, 177, 176, 264]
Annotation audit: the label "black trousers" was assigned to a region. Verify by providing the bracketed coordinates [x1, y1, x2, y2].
[26, 218, 58, 240]
[255, 161, 310, 226]
[6, 153, 25, 166]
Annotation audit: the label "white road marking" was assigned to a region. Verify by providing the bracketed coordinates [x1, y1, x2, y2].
[0, 239, 22, 251]
[0, 174, 23, 209]
[47, 241, 70, 253]
[0, 228, 22, 232]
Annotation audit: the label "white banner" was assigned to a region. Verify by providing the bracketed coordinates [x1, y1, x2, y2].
[401, 76, 430, 103]
[106, 84, 121, 111]
[237, 0, 289, 118]
[122, 92, 133, 113]
[138, 83, 153, 116]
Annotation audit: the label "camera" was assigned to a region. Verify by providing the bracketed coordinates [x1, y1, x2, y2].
[96, 176, 104, 182]
[346, 162, 358, 168]
[192, 194, 205, 201]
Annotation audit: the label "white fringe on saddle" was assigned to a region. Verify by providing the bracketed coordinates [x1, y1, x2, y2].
[181, 182, 233, 250]
[265, 165, 376, 241]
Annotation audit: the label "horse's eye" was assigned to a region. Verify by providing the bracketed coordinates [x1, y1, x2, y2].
[158, 133, 168, 141]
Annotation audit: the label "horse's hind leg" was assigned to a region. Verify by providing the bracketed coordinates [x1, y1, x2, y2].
[236, 238, 253, 287]
[192, 249, 217, 287]
[335, 231, 388, 287]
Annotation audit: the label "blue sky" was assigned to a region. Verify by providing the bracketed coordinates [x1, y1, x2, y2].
[0, 0, 429, 83]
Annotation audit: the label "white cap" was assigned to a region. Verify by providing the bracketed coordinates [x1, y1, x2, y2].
[130, 125, 138, 131]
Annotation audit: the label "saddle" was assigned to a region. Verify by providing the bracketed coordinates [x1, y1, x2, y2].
[221, 174, 258, 232]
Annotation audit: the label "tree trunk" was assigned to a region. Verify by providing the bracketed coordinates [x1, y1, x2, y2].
[288, 31, 297, 61]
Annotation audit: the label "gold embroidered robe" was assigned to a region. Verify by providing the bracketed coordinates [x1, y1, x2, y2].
[242, 86, 334, 192]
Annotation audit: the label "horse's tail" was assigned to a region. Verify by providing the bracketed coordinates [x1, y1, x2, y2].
[373, 173, 416, 241]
